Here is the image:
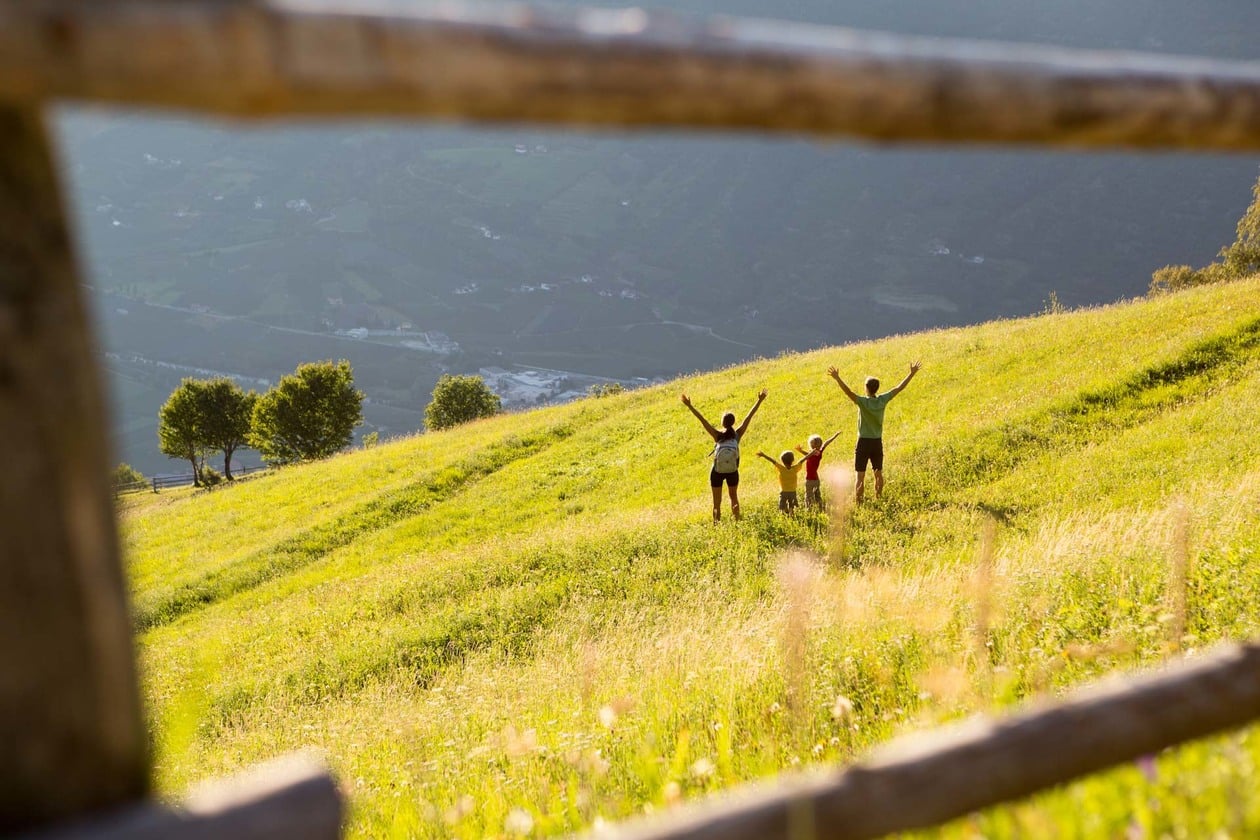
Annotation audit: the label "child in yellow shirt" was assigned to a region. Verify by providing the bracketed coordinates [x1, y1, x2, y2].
[756, 450, 806, 514]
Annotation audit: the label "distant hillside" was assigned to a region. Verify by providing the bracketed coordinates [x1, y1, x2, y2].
[63, 0, 1260, 473]
[124, 278, 1260, 838]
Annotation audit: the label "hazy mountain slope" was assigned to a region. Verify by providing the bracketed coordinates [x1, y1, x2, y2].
[60, 0, 1260, 473]
[123, 278, 1260, 837]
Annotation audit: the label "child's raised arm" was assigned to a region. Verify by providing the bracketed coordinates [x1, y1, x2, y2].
[819, 431, 842, 453]
[755, 451, 778, 465]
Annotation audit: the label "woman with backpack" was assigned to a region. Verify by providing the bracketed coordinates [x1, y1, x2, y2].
[680, 389, 767, 522]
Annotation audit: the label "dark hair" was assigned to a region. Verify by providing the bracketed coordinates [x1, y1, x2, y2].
[780, 451, 795, 466]
[721, 412, 736, 430]
[865, 377, 880, 395]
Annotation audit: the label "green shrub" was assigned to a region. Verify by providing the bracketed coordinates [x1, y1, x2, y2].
[588, 382, 627, 398]
[424, 374, 501, 431]
[111, 462, 146, 490]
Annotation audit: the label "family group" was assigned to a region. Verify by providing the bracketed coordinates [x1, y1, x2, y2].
[681, 362, 922, 522]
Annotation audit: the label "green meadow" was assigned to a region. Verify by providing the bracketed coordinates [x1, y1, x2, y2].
[122, 277, 1260, 838]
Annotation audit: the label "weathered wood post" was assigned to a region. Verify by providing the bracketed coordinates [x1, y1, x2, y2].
[0, 104, 149, 831]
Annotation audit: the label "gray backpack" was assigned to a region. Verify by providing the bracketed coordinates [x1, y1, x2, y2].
[712, 436, 740, 473]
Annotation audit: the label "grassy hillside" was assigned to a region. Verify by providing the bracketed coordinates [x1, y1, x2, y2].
[122, 278, 1260, 838]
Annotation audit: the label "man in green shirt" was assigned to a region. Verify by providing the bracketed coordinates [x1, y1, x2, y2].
[827, 361, 921, 504]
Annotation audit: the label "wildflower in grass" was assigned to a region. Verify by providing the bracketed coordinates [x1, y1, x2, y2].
[689, 757, 716, 781]
[598, 705, 617, 729]
[777, 552, 819, 713]
[831, 695, 854, 721]
[504, 807, 535, 835]
[504, 725, 538, 757]
[662, 781, 682, 805]
[444, 794, 475, 824]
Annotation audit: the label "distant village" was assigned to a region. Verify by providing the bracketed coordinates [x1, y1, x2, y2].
[477, 366, 652, 409]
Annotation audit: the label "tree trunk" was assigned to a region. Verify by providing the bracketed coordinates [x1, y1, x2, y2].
[0, 104, 148, 831]
[223, 446, 235, 481]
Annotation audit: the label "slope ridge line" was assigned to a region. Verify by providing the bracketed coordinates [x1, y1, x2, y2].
[864, 316, 1260, 542]
[134, 422, 575, 630]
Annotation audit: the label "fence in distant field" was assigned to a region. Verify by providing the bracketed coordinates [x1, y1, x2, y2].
[8, 1, 1260, 838]
[113, 465, 270, 497]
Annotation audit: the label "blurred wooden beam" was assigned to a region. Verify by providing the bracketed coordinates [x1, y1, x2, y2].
[0, 103, 148, 833]
[26, 753, 343, 840]
[599, 643, 1260, 840]
[4, 0, 1260, 149]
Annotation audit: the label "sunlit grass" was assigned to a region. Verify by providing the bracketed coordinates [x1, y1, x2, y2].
[124, 277, 1260, 837]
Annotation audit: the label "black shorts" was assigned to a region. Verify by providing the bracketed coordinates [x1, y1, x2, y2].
[710, 469, 739, 488]
[854, 437, 884, 472]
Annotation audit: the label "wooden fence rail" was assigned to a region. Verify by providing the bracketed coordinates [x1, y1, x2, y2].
[4, 0, 1260, 149]
[149, 465, 270, 493]
[22, 753, 342, 840]
[5, 0, 1260, 837]
[600, 643, 1260, 840]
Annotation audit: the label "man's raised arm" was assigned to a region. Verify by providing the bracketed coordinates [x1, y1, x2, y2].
[827, 366, 860, 405]
[888, 361, 923, 398]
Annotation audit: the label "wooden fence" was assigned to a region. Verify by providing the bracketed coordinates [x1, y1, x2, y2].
[113, 466, 270, 497]
[5, 1, 1260, 838]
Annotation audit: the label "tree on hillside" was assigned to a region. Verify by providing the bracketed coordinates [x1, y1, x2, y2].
[249, 360, 363, 465]
[424, 374, 501, 431]
[158, 379, 211, 484]
[1218, 175, 1260, 278]
[1151, 173, 1260, 294]
[197, 378, 258, 480]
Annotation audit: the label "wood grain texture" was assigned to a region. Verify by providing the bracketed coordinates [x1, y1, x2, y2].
[2, 0, 1260, 149]
[0, 104, 148, 833]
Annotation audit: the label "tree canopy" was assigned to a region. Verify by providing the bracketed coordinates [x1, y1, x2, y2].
[157, 377, 257, 483]
[198, 378, 256, 479]
[424, 374, 501, 431]
[157, 379, 211, 484]
[250, 360, 363, 465]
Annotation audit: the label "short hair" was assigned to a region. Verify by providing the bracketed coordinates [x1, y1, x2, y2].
[721, 411, 736, 429]
[808, 435, 823, 449]
[780, 451, 795, 465]
[865, 377, 880, 395]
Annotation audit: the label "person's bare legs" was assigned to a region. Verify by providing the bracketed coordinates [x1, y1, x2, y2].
[874, 469, 884, 499]
[729, 486, 742, 520]
[855, 470, 866, 504]
[711, 486, 723, 523]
